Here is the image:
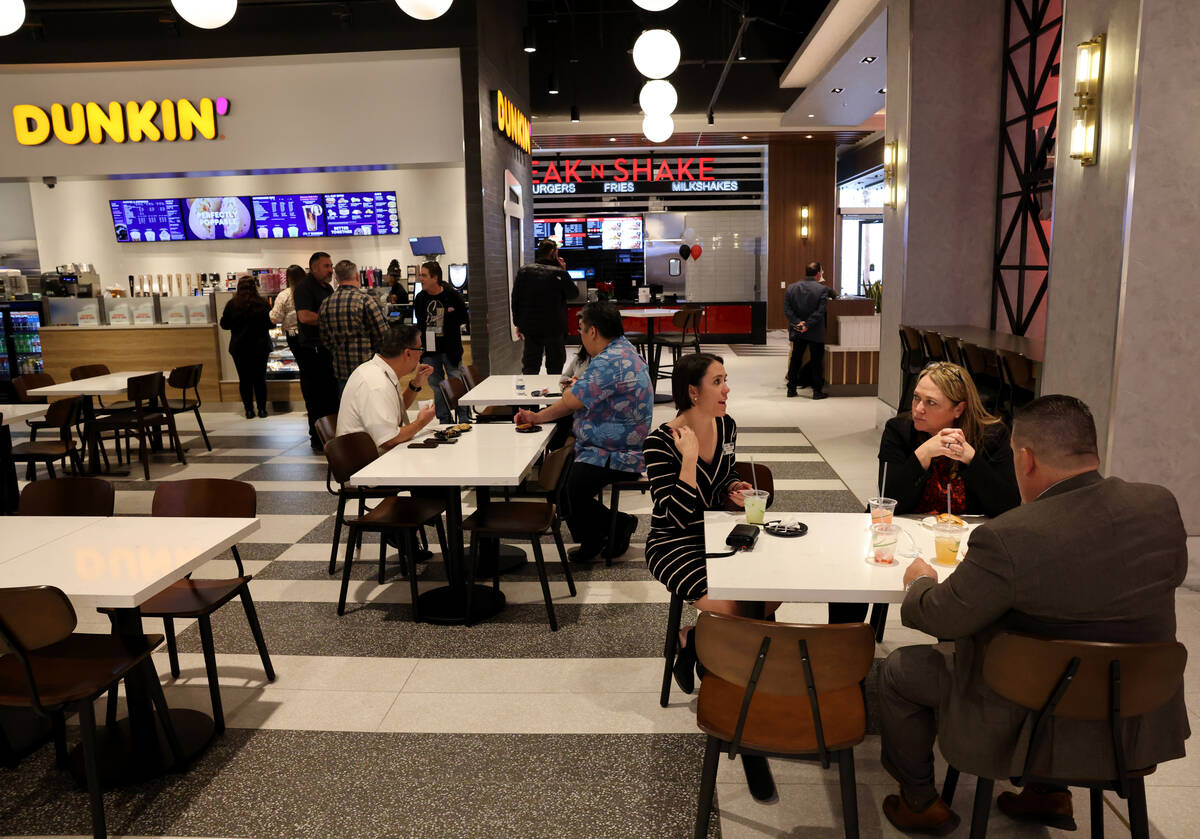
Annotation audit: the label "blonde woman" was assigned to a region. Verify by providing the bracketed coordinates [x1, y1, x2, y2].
[880, 361, 1019, 518]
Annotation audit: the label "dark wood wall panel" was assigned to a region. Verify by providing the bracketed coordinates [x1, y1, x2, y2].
[767, 139, 837, 330]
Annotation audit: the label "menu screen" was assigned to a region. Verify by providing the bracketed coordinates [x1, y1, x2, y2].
[324, 191, 400, 237]
[110, 199, 186, 243]
[183, 196, 255, 240]
[600, 216, 643, 250]
[534, 218, 589, 248]
[252, 194, 326, 239]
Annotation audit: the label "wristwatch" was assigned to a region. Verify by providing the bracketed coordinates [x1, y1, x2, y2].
[408, 382, 422, 393]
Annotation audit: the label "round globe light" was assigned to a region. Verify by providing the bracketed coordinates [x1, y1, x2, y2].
[632, 0, 679, 10]
[395, 0, 453, 20]
[0, 0, 25, 37]
[171, 0, 237, 29]
[643, 113, 674, 144]
[639, 80, 678, 116]
[633, 29, 680, 79]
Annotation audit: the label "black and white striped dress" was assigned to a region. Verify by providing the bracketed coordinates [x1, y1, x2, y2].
[643, 415, 740, 602]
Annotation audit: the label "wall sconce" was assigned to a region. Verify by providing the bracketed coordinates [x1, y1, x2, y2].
[882, 140, 899, 206]
[799, 205, 810, 240]
[1069, 34, 1104, 166]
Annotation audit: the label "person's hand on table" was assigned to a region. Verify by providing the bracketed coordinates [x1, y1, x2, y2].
[726, 480, 754, 507]
[671, 425, 699, 462]
[411, 363, 434, 390]
[903, 556, 938, 588]
[938, 427, 975, 465]
[415, 403, 437, 427]
[514, 408, 540, 426]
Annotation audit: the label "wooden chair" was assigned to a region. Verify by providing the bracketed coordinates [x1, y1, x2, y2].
[920, 329, 947, 363]
[10, 396, 83, 480]
[693, 613, 876, 839]
[960, 343, 1005, 416]
[324, 432, 449, 619]
[90, 372, 186, 480]
[314, 414, 339, 496]
[69, 363, 132, 413]
[605, 474, 650, 566]
[998, 349, 1037, 421]
[0, 585, 180, 839]
[941, 633, 1188, 839]
[943, 336, 966, 367]
[461, 437, 578, 631]
[651, 307, 704, 382]
[899, 326, 927, 407]
[115, 479, 275, 735]
[437, 376, 468, 419]
[164, 364, 212, 451]
[11, 373, 58, 442]
[462, 364, 482, 389]
[18, 477, 114, 516]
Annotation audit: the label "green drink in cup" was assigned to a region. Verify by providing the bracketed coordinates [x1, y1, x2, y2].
[742, 489, 768, 525]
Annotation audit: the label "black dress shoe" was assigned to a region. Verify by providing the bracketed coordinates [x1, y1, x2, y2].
[742, 755, 777, 802]
[812, 391, 829, 400]
[603, 513, 638, 559]
[672, 627, 696, 694]
[244, 408, 255, 419]
[568, 544, 604, 563]
[786, 388, 798, 398]
[257, 408, 268, 418]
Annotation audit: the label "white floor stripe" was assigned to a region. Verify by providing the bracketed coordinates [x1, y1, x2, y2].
[246, 578, 672, 605]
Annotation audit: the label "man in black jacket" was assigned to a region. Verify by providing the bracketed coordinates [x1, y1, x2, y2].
[784, 261, 831, 400]
[414, 261, 470, 424]
[512, 239, 580, 374]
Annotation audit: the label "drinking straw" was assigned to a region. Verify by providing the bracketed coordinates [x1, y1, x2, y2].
[750, 455, 759, 493]
[947, 485, 952, 517]
[880, 462, 888, 498]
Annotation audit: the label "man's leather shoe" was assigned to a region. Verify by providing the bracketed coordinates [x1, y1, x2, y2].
[742, 755, 777, 802]
[671, 627, 696, 694]
[882, 794, 961, 836]
[603, 514, 637, 559]
[997, 787, 1076, 830]
[812, 391, 829, 400]
[787, 388, 798, 398]
[568, 544, 604, 563]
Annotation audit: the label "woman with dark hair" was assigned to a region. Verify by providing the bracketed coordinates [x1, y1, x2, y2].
[386, 259, 409, 304]
[221, 275, 273, 419]
[271, 264, 304, 346]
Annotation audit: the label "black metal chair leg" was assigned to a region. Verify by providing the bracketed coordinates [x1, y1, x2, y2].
[417, 525, 429, 551]
[239, 586, 275, 681]
[46, 461, 56, 480]
[1090, 787, 1105, 839]
[197, 615, 225, 734]
[105, 684, 118, 730]
[837, 749, 860, 839]
[329, 495, 348, 575]
[404, 529, 422, 623]
[193, 405, 212, 451]
[433, 517, 449, 561]
[378, 533, 388, 584]
[552, 519, 576, 597]
[142, 658, 184, 766]
[968, 778, 994, 839]
[693, 735, 721, 839]
[52, 711, 68, 769]
[75, 700, 108, 839]
[163, 617, 180, 677]
[941, 766, 960, 806]
[868, 603, 889, 643]
[1127, 778, 1149, 839]
[606, 484, 622, 567]
[464, 533, 480, 626]
[660, 593, 683, 707]
[337, 525, 357, 615]
[530, 536, 557, 631]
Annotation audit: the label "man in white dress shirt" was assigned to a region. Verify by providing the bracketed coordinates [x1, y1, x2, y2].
[336, 324, 436, 449]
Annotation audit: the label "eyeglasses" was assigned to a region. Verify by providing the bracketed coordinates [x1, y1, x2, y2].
[922, 361, 963, 379]
[405, 345, 423, 353]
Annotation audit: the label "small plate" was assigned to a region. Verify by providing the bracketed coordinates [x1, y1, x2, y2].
[515, 424, 544, 434]
[763, 520, 807, 538]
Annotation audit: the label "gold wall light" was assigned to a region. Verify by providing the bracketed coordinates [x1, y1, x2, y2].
[1069, 34, 1104, 166]
[800, 205, 810, 240]
[882, 140, 899, 206]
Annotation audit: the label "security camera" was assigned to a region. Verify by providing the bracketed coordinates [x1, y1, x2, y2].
[42, 176, 56, 189]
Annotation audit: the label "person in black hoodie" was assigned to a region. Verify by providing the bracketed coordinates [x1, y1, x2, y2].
[220, 275, 273, 419]
[413, 260, 470, 424]
[512, 238, 579, 374]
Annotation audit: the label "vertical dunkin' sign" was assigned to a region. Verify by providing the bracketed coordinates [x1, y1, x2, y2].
[493, 90, 531, 154]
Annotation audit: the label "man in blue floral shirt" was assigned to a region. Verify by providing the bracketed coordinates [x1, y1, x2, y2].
[514, 301, 653, 561]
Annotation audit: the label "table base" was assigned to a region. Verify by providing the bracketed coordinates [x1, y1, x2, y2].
[476, 543, 527, 575]
[70, 708, 214, 788]
[417, 584, 506, 625]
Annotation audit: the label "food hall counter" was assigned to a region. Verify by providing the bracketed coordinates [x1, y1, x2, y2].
[567, 300, 767, 344]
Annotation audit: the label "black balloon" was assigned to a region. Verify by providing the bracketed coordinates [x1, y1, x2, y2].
[678, 244, 691, 260]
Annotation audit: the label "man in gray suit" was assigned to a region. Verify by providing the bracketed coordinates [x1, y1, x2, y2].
[880, 395, 1189, 835]
[784, 261, 831, 399]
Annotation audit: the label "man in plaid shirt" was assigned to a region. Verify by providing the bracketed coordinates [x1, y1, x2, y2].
[319, 259, 390, 390]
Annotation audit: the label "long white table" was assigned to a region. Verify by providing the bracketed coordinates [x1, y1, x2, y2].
[458, 374, 566, 408]
[350, 423, 555, 623]
[1, 403, 50, 513]
[705, 511, 977, 603]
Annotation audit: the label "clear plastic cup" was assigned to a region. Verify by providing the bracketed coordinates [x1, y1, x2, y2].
[742, 489, 768, 525]
[868, 523, 901, 566]
[933, 521, 965, 566]
[869, 497, 897, 524]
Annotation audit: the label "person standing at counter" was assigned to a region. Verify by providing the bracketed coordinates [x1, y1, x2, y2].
[294, 252, 338, 451]
[386, 259, 409, 304]
[319, 259, 389, 393]
[270, 264, 304, 346]
[512, 238, 579, 375]
[784, 261, 831, 400]
[220, 276, 273, 419]
[414, 261, 470, 424]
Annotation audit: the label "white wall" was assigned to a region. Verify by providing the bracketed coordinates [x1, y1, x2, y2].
[683, 210, 764, 302]
[28, 166, 468, 282]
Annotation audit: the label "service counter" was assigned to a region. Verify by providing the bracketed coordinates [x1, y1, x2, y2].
[566, 300, 767, 344]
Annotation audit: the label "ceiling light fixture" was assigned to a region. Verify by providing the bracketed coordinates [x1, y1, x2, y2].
[831, 87, 844, 94]
[860, 56, 877, 64]
[547, 72, 560, 95]
[0, 0, 25, 36]
[808, 114, 815, 118]
[632, 0, 679, 10]
[394, 0, 453, 20]
[741, 135, 749, 140]
[523, 25, 536, 53]
[806, 134, 813, 139]
[737, 48, 746, 61]
[633, 29, 680, 79]
[643, 112, 674, 143]
[609, 137, 617, 142]
[570, 105, 580, 123]
[170, 0, 237, 29]
[639, 79, 678, 115]
[707, 112, 715, 125]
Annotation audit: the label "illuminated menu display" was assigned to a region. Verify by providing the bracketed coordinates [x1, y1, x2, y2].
[534, 216, 643, 250]
[110, 199, 186, 243]
[252, 194, 326, 239]
[324, 191, 400, 237]
[533, 218, 589, 248]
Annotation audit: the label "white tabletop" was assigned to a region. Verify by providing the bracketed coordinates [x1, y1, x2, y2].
[0, 404, 49, 426]
[0, 516, 260, 609]
[704, 511, 978, 603]
[28, 371, 159, 397]
[459, 375, 566, 407]
[619, 308, 680, 318]
[350, 423, 554, 488]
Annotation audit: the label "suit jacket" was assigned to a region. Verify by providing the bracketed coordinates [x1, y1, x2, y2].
[901, 471, 1189, 780]
[783, 279, 830, 343]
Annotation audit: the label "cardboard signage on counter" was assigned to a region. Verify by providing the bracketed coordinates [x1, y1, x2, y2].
[131, 299, 156, 326]
[76, 301, 100, 328]
[107, 301, 131, 326]
[185, 299, 211, 324]
[163, 302, 188, 325]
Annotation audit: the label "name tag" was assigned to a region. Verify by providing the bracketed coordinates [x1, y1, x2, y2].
[425, 329, 437, 350]
[723, 442, 736, 456]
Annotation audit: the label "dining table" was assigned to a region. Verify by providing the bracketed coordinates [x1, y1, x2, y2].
[0, 514, 260, 785]
[619, 307, 680, 403]
[350, 423, 555, 624]
[457, 374, 566, 408]
[0, 403, 49, 513]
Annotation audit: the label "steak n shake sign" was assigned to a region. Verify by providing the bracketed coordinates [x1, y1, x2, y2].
[12, 96, 230, 146]
[531, 154, 760, 196]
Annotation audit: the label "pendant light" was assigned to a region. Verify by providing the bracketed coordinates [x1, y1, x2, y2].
[643, 113, 674, 143]
[633, 29, 680, 79]
[395, 0, 453, 20]
[632, 0, 679, 10]
[0, 0, 24, 37]
[170, 0, 237, 29]
[639, 79, 678, 115]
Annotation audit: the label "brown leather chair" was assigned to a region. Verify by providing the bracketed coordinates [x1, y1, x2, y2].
[9, 396, 83, 480]
[18, 477, 114, 516]
[324, 432, 449, 618]
[899, 326, 927, 406]
[693, 612, 875, 839]
[920, 329, 947, 362]
[461, 437, 578, 631]
[943, 633, 1187, 839]
[437, 375, 469, 418]
[943, 336, 966, 367]
[90, 372, 186, 480]
[462, 364, 482, 389]
[998, 349, 1037, 420]
[0, 585, 179, 839]
[165, 364, 212, 451]
[959, 343, 1005, 416]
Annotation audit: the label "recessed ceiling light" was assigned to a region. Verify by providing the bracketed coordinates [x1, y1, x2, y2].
[609, 137, 616, 142]
[860, 56, 877, 64]
[741, 135, 748, 140]
[806, 134, 813, 139]
[808, 114, 815, 118]
[877, 87, 887, 94]
[831, 87, 844, 94]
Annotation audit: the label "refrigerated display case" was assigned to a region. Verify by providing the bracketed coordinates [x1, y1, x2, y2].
[266, 324, 298, 379]
[0, 303, 44, 395]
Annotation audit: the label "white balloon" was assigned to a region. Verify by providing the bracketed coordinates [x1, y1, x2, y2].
[633, 29, 680, 79]
[0, 0, 25, 37]
[643, 113, 674, 144]
[682, 227, 697, 244]
[639, 80, 678, 115]
[395, 0, 453, 20]
[171, 0, 237, 29]
[632, 0, 679, 10]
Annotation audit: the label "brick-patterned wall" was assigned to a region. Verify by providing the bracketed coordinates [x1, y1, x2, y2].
[682, 210, 765, 302]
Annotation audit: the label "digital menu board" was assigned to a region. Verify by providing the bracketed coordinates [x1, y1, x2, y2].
[110, 199, 186, 243]
[183, 196, 255, 241]
[600, 216, 643, 250]
[534, 218, 589, 248]
[252, 194, 326, 239]
[324, 191, 400, 237]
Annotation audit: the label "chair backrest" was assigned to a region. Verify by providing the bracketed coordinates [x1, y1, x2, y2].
[13, 373, 53, 403]
[0, 586, 77, 656]
[537, 436, 576, 493]
[43, 395, 81, 434]
[152, 478, 256, 518]
[438, 377, 468, 413]
[125, 371, 164, 404]
[19, 477, 114, 516]
[961, 343, 1002, 380]
[732, 462, 775, 509]
[900, 325, 924, 353]
[324, 431, 380, 485]
[696, 612, 875, 696]
[943, 337, 965, 366]
[921, 330, 945, 360]
[461, 365, 481, 389]
[314, 414, 339, 445]
[998, 349, 1036, 392]
[70, 364, 110, 381]
[167, 363, 203, 400]
[983, 633, 1187, 722]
